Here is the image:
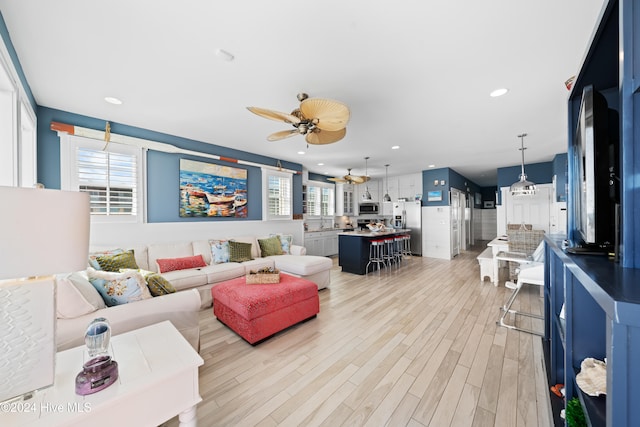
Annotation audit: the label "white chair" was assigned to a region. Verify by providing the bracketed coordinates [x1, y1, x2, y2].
[496, 241, 545, 335]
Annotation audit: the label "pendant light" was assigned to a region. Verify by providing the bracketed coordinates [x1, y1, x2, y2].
[383, 164, 392, 202]
[510, 133, 536, 196]
[362, 157, 372, 201]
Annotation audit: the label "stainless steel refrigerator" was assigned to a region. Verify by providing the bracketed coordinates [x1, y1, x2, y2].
[392, 200, 422, 255]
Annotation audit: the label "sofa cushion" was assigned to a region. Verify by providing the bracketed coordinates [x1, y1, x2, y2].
[156, 254, 207, 273]
[258, 236, 284, 257]
[96, 250, 139, 272]
[209, 239, 230, 264]
[271, 254, 333, 276]
[148, 242, 193, 273]
[229, 240, 254, 262]
[87, 268, 153, 306]
[203, 263, 247, 285]
[56, 272, 106, 319]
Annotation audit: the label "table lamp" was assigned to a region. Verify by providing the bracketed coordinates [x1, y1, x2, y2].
[0, 186, 90, 403]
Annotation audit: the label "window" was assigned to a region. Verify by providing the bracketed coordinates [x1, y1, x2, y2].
[60, 134, 145, 223]
[306, 181, 335, 217]
[263, 169, 292, 220]
[0, 38, 36, 187]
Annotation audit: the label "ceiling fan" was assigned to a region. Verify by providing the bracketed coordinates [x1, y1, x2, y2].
[247, 93, 350, 145]
[327, 168, 370, 184]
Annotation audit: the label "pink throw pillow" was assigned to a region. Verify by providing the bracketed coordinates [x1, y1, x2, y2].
[156, 254, 207, 273]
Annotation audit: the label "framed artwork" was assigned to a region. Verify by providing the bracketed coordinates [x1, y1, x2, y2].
[427, 190, 442, 201]
[475, 192, 482, 205]
[179, 159, 247, 217]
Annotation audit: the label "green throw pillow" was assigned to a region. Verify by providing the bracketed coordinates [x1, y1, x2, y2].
[229, 240, 254, 262]
[120, 268, 176, 297]
[258, 236, 284, 257]
[96, 250, 139, 272]
[144, 273, 176, 296]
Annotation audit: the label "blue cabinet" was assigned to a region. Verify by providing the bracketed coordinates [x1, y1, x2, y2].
[545, 236, 640, 426]
[549, 1, 640, 424]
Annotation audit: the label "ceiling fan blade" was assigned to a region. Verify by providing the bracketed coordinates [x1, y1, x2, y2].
[348, 175, 365, 184]
[247, 106, 301, 124]
[305, 128, 347, 145]
[327, 177, 347, 183]
[300, 98, 350, 131]
[267, 129, 299, 141]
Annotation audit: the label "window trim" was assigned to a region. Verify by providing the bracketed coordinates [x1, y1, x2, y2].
[262, 168, 293, 221]
[59, 133, 146, 223]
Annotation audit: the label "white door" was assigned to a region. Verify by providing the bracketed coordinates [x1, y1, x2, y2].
[504, 184, 552, 232]
[450, 190, 461, 257]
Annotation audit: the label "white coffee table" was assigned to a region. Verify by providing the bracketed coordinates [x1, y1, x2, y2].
[1, 321, 203, 427]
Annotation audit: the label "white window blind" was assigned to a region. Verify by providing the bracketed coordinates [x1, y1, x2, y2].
[60, 134, 144, 223]
[264, 170, 292, 220]
[306, 183, 335, 216]
[76, 146, 137, 215]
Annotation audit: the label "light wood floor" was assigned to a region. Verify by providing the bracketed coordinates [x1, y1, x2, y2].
[164, 243, 552, 427]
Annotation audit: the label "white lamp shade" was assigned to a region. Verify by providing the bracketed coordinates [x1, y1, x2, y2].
[0, 186, 90, 279]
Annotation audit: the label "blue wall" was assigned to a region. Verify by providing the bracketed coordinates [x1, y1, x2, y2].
[36, 107, 304, 222]
[553, 153, 568, 202]
[496, 161, 554, 205]
[421, 167, 493, 208]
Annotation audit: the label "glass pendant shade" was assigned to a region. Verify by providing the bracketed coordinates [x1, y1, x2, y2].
[511, 133, 536, 196]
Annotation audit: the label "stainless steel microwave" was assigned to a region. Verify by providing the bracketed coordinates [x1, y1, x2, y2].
[358, 202, 379, 214]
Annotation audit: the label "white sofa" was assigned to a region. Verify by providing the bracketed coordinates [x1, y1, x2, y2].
[56, 235, 332, 351]
[95, 236, 332, 307]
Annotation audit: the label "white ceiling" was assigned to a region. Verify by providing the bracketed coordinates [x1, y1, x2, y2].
[0, 0, 605, 186]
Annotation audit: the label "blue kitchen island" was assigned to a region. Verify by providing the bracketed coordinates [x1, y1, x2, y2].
[338, 229, 409, 275]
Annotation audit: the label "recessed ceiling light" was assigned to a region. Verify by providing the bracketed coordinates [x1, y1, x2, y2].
[391, 145, 400, 150]
[317, 163, 324, 166]
[298, 151, 305, 155]
[104, 96, 122, 105]
[428, 164, 436, 168]
[490, 88, 509, 97]
[215, 48, 235, 62]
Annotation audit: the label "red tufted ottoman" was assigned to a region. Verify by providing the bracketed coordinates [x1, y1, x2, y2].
[211, 273, 319, 344]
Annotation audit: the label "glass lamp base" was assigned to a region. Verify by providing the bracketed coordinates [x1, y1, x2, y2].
[75, 355, 119, 395]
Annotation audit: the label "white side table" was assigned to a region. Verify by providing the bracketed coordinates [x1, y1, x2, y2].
[1, 321, 203, 427]
[487, 236, 509, 285]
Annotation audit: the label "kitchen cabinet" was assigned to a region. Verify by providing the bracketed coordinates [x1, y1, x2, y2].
[381, 201, 393, 216]
[397, 173, 422, 200]
[304, 230, 339, 256]
[356, 179, 379, 203]
[336, 184, 355, 216]
[545, 235, 640, 427]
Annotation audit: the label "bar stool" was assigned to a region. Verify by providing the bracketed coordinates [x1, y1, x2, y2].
[394, 235, 405, 265]
[383, 237, 396, 268]
[402, 234, 412, 259]
[366, 239, 386, 275]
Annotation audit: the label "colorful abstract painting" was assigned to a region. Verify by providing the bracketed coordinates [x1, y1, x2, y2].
[179, 159, 248, 217]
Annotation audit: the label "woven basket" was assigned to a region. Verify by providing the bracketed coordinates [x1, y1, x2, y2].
[246, 270, 280, 284]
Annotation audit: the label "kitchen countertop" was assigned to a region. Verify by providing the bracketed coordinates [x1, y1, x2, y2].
[338, 229, 410, 237]
[304, 228, 354, 233]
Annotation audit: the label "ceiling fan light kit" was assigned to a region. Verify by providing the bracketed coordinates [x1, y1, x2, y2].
[247, 93, 350, 145]
[510, 133, 537, 196]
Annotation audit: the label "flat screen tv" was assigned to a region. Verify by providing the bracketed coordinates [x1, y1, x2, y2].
[570, 85, 619, 253]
